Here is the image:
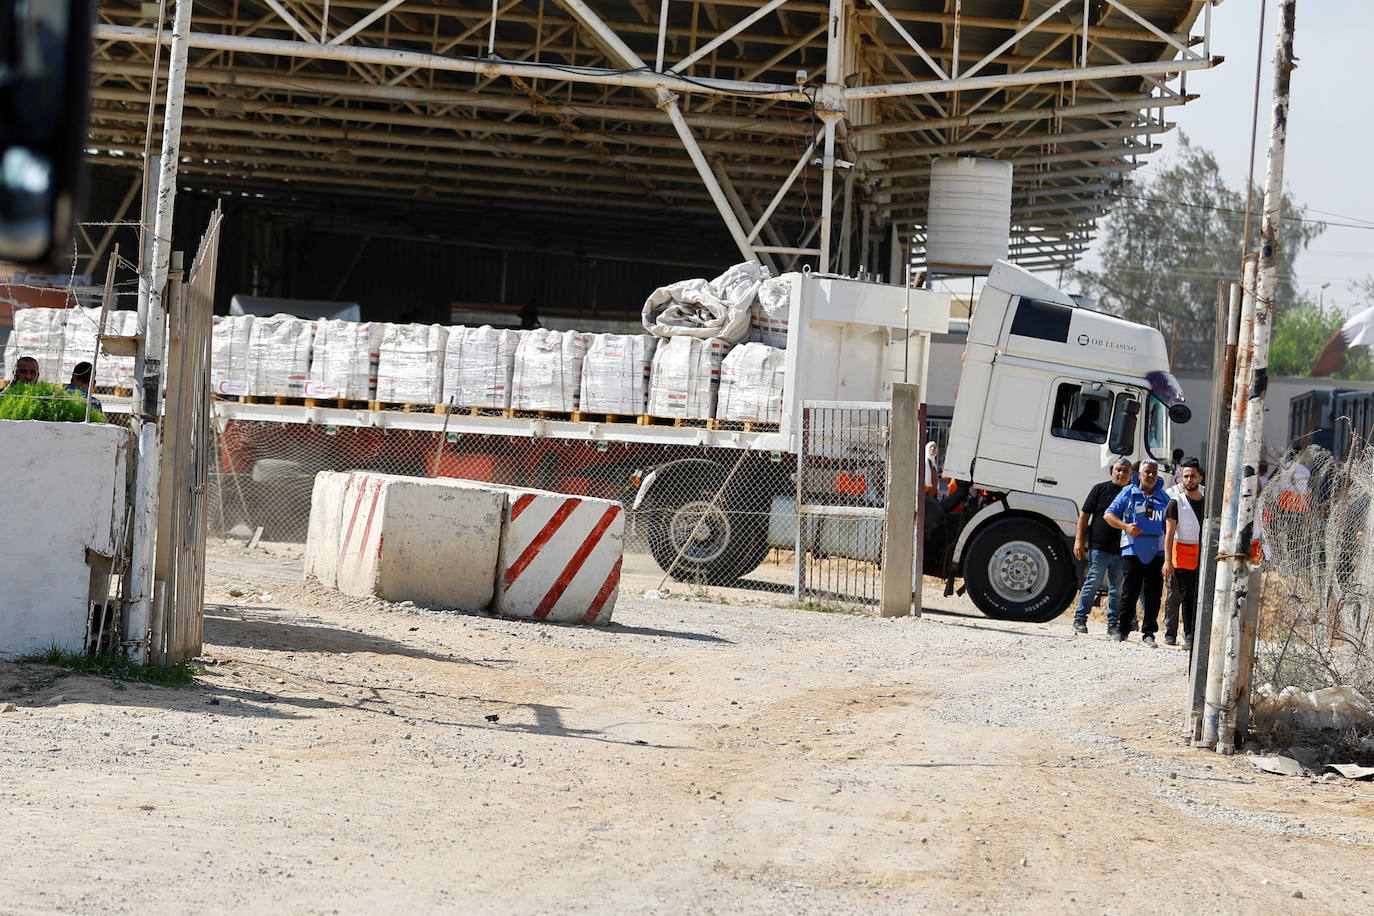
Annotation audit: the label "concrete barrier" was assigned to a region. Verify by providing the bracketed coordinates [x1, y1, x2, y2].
[0, 420, 131, 656]
[493, 488, 624, 624]
[303, 471, 351, 588]
[328, 472, 505, 608]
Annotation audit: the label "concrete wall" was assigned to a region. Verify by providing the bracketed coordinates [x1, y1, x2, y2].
[0, 420, 131, 656]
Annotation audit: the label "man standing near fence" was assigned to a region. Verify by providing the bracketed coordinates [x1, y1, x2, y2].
[1104, 459, 1170, 646]
[1163, 460, 1205, 649]
[1070, 457, 1132, 635]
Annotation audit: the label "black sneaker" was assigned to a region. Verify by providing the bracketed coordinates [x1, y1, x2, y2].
[1143, 635, 1157, 648]
[1108, 628, 1123, 642]
[1073, 620, 1088, 634]
[1182, 636, 1193, 650]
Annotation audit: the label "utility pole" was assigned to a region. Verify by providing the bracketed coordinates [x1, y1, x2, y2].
[124, 0, 193, 664]
[1210, 0, 1298, 754]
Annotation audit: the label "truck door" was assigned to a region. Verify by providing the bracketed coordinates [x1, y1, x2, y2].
[1034, 380, 1128, 505]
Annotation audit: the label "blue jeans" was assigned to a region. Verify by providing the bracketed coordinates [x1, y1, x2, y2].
[1074, 549, 1124, 626]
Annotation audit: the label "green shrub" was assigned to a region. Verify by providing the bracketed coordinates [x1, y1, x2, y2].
[0, 381, 106, 423]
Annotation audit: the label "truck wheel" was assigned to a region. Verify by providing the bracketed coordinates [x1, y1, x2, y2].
[643, 466, 769, 585]
[963, 517, 1076, 623]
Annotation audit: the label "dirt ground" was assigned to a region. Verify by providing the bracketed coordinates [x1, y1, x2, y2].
[2, 541, 1372, 915]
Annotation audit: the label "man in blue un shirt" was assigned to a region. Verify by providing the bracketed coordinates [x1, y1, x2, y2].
[1103, 458, 1171, 646]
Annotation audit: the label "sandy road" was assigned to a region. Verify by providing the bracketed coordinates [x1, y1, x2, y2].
[1, 541, 1371, 914]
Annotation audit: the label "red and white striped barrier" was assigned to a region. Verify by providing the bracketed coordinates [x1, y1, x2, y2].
[325, 472, 505, 608]
[493, 489, 624, 624]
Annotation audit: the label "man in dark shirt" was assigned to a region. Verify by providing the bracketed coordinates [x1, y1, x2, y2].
[1070, 457, 1133, 634]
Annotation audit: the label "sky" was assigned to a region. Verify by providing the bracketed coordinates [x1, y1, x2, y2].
[1078, 0, 1374, 315]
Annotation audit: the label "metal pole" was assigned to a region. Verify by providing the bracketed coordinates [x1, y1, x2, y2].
[1202, 255, 1257, 746]
[125, 0, 193, 664]
[1188, 278, 1242, 738]
[1217, 0, 1297, 756]
[817, 0, 845, 272]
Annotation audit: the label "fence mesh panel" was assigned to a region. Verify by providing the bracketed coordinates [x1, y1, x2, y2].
[194, 399, 904, 609]
[1254, 443, 1374, 698]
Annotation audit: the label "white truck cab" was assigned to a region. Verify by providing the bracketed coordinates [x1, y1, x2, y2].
[932, 261, 1190, 621]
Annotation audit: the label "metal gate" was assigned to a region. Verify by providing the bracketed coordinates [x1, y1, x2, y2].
[151, 209, 221, 664]
[794, 401, 891, 606]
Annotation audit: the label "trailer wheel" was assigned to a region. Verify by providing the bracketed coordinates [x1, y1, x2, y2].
[963, 517, 1075, 623]
[643, 465, 769, 585]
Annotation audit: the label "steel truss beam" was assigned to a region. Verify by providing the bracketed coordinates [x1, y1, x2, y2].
[86, 1, 1219, 274]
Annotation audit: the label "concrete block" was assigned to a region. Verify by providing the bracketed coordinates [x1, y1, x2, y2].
[333, 473, 504, 609]
[0, 420, 131, 656]
[493, 488, 624, 624]
[303, 471, 352, 588]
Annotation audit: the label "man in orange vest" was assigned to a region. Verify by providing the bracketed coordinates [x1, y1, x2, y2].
[1162, 461, 1205, 650]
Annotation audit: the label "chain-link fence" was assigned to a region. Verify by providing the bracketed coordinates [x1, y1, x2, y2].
[199, 401, 912, 609]
[1254, 443, 1374, 699]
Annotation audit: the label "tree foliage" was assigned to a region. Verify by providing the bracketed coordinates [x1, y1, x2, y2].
[1268, 297, 1374, 380]
[1077, 135, 1323, 371]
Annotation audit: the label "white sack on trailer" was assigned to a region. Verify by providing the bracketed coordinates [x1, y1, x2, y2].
[511, 328, 589, 412]
[247, 314, 314, 398]
[580, 333, 656, 415]
[376, 323, 448, 404]
[641, 260, 763, 344]
[749, 274, 793, 348]
[210, 314, 254, 396]
[646, 335, 730, 419]
[308, 318, 383, 401]
[443, 325, 523, 409]
[100, 312, 139, 390]
[4, 306, 66, 383]
[717, 342, 786, 423]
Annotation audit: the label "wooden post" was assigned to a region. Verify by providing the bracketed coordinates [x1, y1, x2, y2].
[882, 383, 919, 617]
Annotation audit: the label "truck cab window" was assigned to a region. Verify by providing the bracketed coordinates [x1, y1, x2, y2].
[1145, 396, 1168, 457]
[1109, 395, 1138, 455]
[1050, 383, 1109, 444]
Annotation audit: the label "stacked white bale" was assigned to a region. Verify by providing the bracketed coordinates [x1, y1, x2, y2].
[308, 318, 383, 401]
[646, 335, 730, 419]
[749, 274, 793, 348]
[247, 314, 314, 398]
[101, 311, 139, 390]
[376, 323, 448, 404]
[511, 328, 589, 412]
[442, 325, 522, 409]
[57, 307, 100, 383]
[579, 333, 656, 415]
[210, 314, 254, 396]
[717, 342, 786, 423]
[4, 307, 67, 383]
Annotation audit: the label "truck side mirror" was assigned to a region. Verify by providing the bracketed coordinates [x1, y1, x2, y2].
[1169, 403, 1192, 424]
[0, 0, 93, 266]
[1114, 400, 1140, 455]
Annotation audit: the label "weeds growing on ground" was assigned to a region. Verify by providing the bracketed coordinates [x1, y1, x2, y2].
[19, 646, 200, 688]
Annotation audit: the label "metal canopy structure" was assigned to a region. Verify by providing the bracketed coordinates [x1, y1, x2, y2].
[86, 0, 1218, 278]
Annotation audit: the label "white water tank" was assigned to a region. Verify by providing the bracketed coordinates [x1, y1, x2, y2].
[925, 157, 1013, 272]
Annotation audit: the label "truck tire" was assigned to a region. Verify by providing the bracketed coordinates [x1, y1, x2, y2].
[963, 517, 1076, 623]
[643, 464, 769, 585]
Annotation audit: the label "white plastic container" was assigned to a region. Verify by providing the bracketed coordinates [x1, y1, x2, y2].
[926, 157, 1013, 271]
